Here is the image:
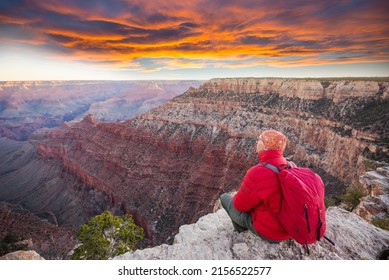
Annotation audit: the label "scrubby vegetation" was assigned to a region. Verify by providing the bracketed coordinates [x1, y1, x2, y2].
[72, 210, 144, 260]
[340, 184, 367, 211]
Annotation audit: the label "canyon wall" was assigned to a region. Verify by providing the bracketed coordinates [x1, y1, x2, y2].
[1, 78, 388, 251]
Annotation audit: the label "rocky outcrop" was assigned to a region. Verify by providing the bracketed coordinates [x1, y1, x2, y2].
[0, 202, 76, 259]
[114, 207, 389, 260]
[354, 164, 389, 221]
[0, 250, 44, 260]
[1, 78, 388, 254]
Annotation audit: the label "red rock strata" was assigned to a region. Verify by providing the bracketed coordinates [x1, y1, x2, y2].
[31, 113, 251, 243]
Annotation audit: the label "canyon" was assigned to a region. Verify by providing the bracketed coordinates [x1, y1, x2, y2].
[0, 80, 203, 140]
[0, 78, 388, 259]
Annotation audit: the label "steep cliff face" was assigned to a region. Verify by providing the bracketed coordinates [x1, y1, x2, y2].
[28, 114, 250, 244]
[1, 78, 388, 249]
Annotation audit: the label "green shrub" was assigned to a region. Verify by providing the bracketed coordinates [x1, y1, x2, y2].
[72, 210, 144, 260]
[371, 217, 389, 231]
[340, 184, 367, 211]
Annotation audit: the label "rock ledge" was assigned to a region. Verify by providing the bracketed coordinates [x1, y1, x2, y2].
[115, 207, 389, 260]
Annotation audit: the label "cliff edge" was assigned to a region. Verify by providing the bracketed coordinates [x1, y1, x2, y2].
[114, 207, 389, 260]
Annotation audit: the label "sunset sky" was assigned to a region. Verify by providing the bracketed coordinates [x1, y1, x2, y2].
[1, 0, 388, 80]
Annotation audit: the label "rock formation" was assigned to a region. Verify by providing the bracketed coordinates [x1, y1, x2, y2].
[0, 202, 76, 259]
[1, 78, 388, 257]
[354, 163, 389, 221]
[0, 250, 44, 260]
[114, 207, 389, 260]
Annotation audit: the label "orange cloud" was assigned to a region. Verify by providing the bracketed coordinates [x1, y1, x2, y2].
[0, 0, 388, 73]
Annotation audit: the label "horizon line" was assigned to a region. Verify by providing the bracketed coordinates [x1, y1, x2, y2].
[1, 76, 389, 83]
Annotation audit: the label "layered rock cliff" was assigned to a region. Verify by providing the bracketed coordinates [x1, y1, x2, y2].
[29, 114, 242, 243]
[1, 78, 388, 253]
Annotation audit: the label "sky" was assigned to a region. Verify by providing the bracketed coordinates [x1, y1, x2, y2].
[0, 0, 388, 80]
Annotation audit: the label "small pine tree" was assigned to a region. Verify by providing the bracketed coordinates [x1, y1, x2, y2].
[72, 210, 144, 260]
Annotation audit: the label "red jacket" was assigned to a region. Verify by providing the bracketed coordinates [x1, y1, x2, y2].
[233, 150, 291, 241]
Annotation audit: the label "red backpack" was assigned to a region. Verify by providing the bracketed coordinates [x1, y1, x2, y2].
[265, 162, 333, 252]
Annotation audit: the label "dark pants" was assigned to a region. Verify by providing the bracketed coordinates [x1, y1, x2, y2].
[220, 193, 280, 243]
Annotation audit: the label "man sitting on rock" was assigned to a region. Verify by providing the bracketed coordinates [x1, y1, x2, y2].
[220, 129, 291, 243]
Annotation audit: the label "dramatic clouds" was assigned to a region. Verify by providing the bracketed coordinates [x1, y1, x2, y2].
[0, 0, 388, 79]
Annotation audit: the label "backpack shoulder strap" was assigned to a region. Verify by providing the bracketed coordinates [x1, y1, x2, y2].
[264, 161, 294, 174]
[264, 163, 280, 173]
